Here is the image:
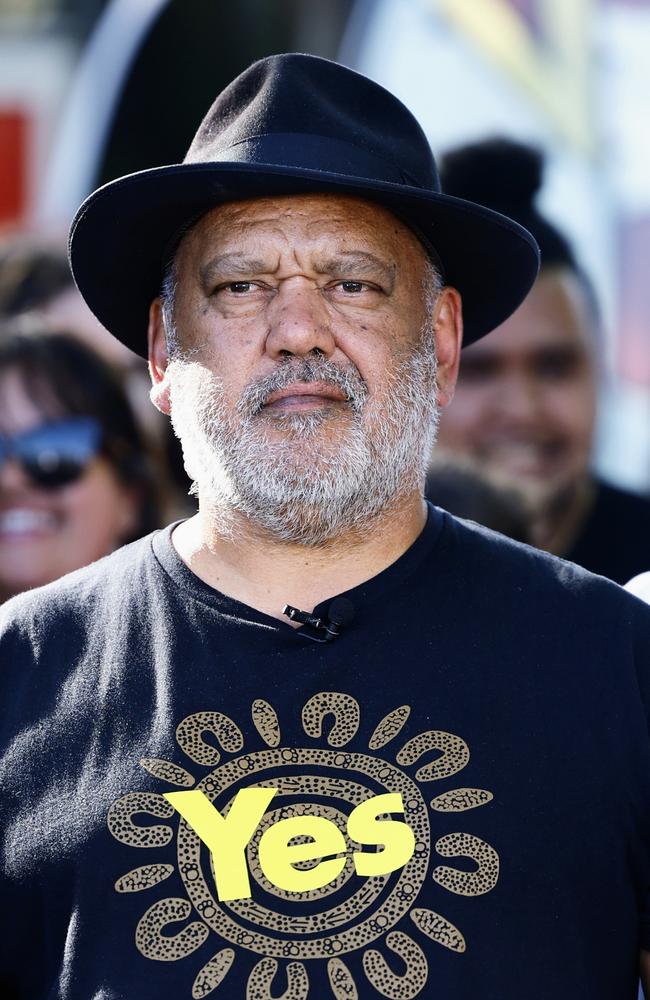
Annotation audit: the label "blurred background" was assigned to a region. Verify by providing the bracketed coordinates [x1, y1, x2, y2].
[1, 0, 649, 489]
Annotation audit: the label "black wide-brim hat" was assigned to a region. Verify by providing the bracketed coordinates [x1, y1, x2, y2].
[69, 53, 540, 358]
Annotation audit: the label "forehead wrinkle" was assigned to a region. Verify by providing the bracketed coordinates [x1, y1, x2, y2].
[313, 251, 396, 287]
[187, 197, 424, 292]
[199, 252, 280, 285]
[197, 196, 414, 247]
[191, 214, 298, 282]
[198, 249, 398, 290]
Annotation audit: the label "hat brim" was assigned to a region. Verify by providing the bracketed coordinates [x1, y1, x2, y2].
[69, 161, 540, 358]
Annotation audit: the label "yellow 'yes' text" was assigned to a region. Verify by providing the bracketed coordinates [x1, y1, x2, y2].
[164, 788, 415, 901]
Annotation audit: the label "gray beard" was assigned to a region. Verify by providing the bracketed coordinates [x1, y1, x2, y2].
[168, 330, 440, 546]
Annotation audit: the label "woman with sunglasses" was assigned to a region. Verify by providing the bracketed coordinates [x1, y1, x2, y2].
[0, 325, 160, 601]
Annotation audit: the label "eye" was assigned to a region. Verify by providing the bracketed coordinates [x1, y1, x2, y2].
[210, 280, 270, 312]
[458, 356, 500, 382]
[219, 281, 255, 295]
[533, 349, 583, 380]
[331, 280, 383, 298]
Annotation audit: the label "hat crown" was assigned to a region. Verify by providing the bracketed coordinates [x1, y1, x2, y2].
[69, 52, 539, 356]
[185, 53, 440, 192]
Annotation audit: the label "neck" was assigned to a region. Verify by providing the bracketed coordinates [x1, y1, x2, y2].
[171, 490, 428, 621]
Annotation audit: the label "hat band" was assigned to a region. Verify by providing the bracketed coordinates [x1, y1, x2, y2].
[186, 132, 432, 190]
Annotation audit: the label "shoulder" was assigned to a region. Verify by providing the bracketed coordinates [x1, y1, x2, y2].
[0, 529, 161, 648]
[435, 513, 650, 689]
[438, 508, 648, 619]
[0, 530, 169, 722]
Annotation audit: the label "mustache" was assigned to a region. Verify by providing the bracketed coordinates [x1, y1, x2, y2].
[237, 356, 368, 417]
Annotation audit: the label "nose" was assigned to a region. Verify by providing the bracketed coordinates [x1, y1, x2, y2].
[0, 455, 32, 493]
[264, 279, 336, 360]
[494, 371, 544, 426]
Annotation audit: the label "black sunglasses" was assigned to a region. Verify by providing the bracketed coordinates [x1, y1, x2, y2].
[0, 417, 102, 489]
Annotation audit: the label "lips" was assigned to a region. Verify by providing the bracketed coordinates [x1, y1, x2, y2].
[0, 507, 60, 539]
[263, 382, 348, 409]
[480, 439, 566, 476]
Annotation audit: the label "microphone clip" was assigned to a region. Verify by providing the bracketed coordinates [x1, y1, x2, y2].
[283, 605, 325, 629]
[282, 598, 354, 643]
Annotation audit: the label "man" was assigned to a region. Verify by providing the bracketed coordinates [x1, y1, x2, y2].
[435, 137, 650, 584]
[1, 54, 650, 1000]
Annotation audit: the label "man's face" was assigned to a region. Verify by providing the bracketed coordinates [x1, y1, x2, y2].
[149, 193, 461, 543]
[436, 268, 598, 512]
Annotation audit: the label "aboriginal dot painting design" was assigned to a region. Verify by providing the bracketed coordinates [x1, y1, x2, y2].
[108, 695, 498, 998]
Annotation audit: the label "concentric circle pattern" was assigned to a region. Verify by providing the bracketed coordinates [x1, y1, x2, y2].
[107, 693, 498, 998]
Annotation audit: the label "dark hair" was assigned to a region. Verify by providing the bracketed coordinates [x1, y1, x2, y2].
[440, 137, 599, 322]
[0, 239, 74, 317]
[0, 323, 160, 541]
[425, 458, 532, 544]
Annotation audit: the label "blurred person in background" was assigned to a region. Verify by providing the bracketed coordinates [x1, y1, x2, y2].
[436, 137, 650, 584]
[0, 323, 160, 601]
[3, 54, 650, 1000]
[0, 236, 139, 369]
[0, 236, 194, 516]
[425, 454, 532, 543]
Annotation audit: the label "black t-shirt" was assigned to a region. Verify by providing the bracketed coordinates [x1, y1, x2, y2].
[2, 505, 650, 999]
[565, 479, 650, 584]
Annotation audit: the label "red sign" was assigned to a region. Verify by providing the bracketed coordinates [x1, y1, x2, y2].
[0, 108, 28, 227]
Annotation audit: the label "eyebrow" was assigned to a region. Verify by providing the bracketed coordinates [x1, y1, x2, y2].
[314, 252, 396, 288]
[199, 254, 270, 286]
[199, 250, 396, 288]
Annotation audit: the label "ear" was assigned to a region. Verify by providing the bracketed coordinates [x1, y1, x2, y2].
[432, 286, 463, 408]
[148, 298, 172, 415]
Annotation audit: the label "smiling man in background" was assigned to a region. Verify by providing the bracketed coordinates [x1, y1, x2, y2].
[435, 137, 650, 583]
[2, 54, 650, 1000]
